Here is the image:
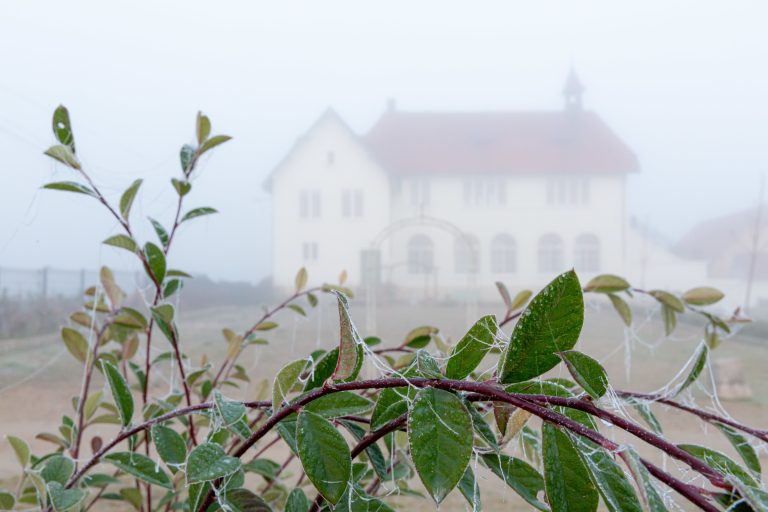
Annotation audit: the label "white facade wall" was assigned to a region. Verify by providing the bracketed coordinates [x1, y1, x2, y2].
[270, 114, 390, 290]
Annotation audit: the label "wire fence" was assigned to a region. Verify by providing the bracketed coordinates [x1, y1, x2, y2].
[0, 266, 142, 300]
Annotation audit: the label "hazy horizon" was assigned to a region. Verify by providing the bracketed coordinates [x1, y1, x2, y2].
[1, 1, 766, 282]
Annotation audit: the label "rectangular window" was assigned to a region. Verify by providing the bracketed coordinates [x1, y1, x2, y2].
[342, 189, 364, 218]
[546, 178, 590, 206]
[302, 242, 318, 261]
[300, 190, 321, 219]
[409, 179, 430, 208]
[463, 178, 506, 207]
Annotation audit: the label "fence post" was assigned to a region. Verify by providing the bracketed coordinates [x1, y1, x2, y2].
[41, 266, 49, 300]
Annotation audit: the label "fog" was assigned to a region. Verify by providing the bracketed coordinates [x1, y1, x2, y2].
[1, 1, 767, 294]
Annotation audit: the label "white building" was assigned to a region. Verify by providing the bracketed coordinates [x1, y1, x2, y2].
[265, 72, 640, 300]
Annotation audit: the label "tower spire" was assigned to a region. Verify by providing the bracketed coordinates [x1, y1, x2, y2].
[562, 68, 585, 111]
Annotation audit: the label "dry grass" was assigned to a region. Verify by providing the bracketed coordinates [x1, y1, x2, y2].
[0, 297, 766, 510]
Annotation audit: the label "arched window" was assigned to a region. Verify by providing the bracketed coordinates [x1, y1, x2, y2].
[455, 235, 479, 274]
[490, 234, 517, 273]
[408, 235, 434, 274]
[574, 233, 600, 272]
[538, 234, 564, 273]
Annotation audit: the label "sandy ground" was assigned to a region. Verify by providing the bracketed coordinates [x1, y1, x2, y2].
[0, 298, 766, 510]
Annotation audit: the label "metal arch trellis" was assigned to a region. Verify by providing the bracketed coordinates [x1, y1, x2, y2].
[364, 214, 480, 333]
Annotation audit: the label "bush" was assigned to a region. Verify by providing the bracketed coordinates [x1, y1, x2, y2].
[2, 107, 766, 512]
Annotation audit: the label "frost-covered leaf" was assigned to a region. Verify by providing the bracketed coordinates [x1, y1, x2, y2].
[574, 439, 642, 512]
[408, 387, 473, 504]
[304, 391, 372, 418]
[104, 452, 172, 488]
[273, 359, 307, 408]
[715, 423, 761, 476]
[542, 424, 598, 512]
[584, 274, 630, 293]
[682, 287, 724, 306]
[482, 453, 548, 511]
[46, 482, 87, 512]
[296, 411, 351, 505]
[457, 466, 482, 511]
[295, 267, 308, 292]
[52, 105, 75, 149]
[0, 490, 15, 510]
[143, 242, 166, 284]
[61, 327, 89, 363]
[650, 290, 684, 313]
[331, 292, 364, 382]
[185, 442, 241, 484]
[623, 448, 668, 512]
[303, 348, 338, 391]
[151, 425, 186, 467]
[557, 351, 609, 399]
[221, 488, 272, 512]
[103, 234, 138, 253]
[41, 456, 74, 485]
[200, 134, 232, 154]
[101, 360, 133, 426]
[119, 179, 142, 220]
[499, 270, 584, 383]
[181, 207, 218, 223]
[673, 344, 708, 396]
[608, 294, 632, 327]
[678, 444, 758, 488]
[285, 488, 310, 512]
[43, 145, 81, 169]
[6, 435, 30, 468]
[445, 315, 497, 380]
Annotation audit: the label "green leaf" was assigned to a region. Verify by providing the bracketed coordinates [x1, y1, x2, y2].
[285, 488, 310, 512]
[42, 181, 93, 196]
[608, 294, 632, 327]
[187, 482, 211, 512]
[403, 326, 438, 348]
[573, 438, 642, 512]
[303, 348, 338, 391]
[510, 289, 534, 311]
[623, 448, 668, 512]
[682, 287, 724, 306]
[499, 270, 584, 383]
[273, 359, 307, 408]
[678, 444, 758, 488]
[0, 491, 15, 510]
[297, 411, 351, 505]
[335, 485, 395, 512]
[556, 351, 609, 399]
[103, 452, 173, 488]
[180, 144, 195, 173]
[196, 112, 211, 144]
[331, 292, 364, 382]
[148, 217, 170, 249]
[171, 177, 191, 197]
[199, 134, 232, 154]
[303, 391, 373, 418]
[457, 466, 482, 511]
[43, 145, 81, 169]
[242, 459, 281, 479]
[221, 488, 272, 512]
[542, 424, 599, 512]
[151, 304, 177, 344]
[650, 290, 685, 313]
[181, 207, 218, 223]
[445, 315, 497, 380]
[143, 242, 166, 284]
[630, 401, 663, 435]
[119, 179, 142, 220]
[101, 360, 134, 426]
[151, 425, 187, 467]
[370, 387, 413, 430]
[715, 423, 761, 475]
[414, 350, 442, 379]
[6, 435, 30, 468]
[41, 456, 75, 485]
[213, 391, 250, 438]
[295, 267, 308, 292]
[103, 234, 138, 253]
[46, 482, 87, 512]
[52, 105, 75, 149]
[60, 327, 88, 364]
[482, 453, 548, 511]
[674, 344, 708, 396]
[496, 281, 512, 309]
[185, 442, 241, 484]
[408, 387, 473, 504]
[584, 274, 630, 293]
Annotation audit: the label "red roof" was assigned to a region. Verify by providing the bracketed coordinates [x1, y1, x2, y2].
[363, 110, 639, 175]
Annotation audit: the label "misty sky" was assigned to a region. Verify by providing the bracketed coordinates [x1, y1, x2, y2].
[1, 1, 766, 282]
